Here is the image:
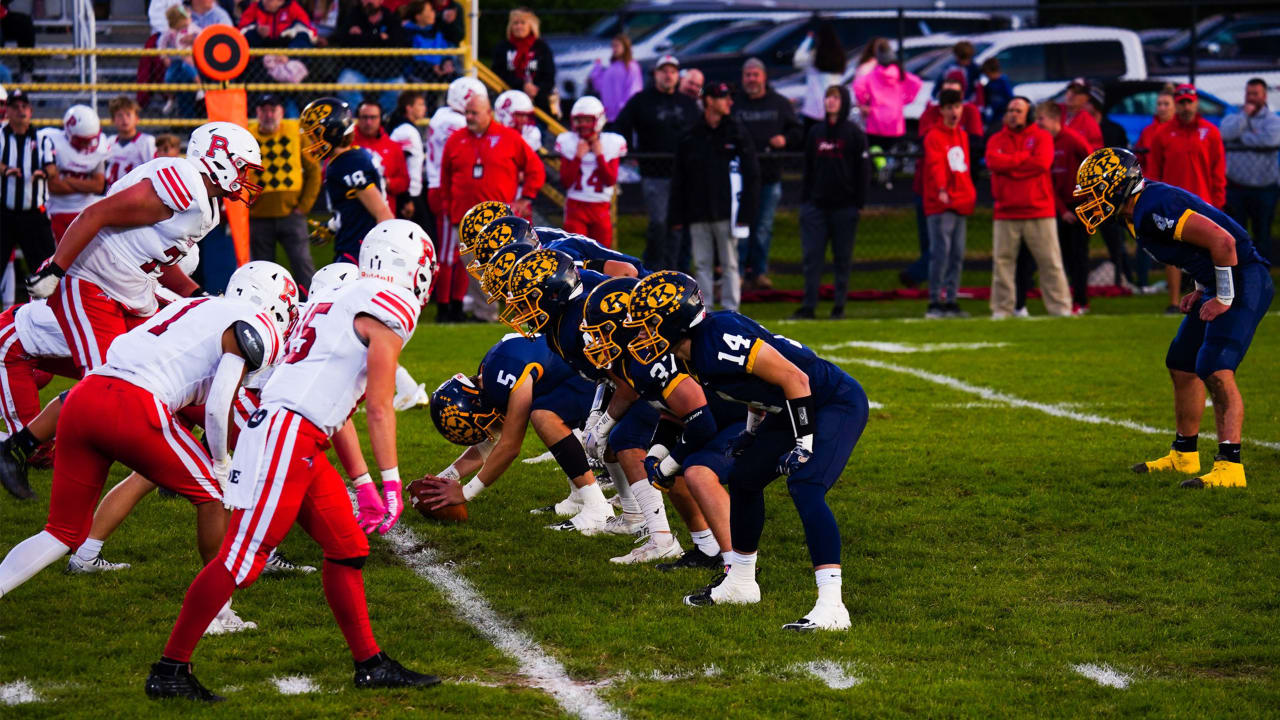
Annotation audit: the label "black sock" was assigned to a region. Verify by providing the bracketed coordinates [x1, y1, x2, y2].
[157, 656, 188, 671]
[1172, 433, 1197, 453]
[10, 428, 40, 458]
[1217, 442, 1241, 463]
[355, 651, 387, 669]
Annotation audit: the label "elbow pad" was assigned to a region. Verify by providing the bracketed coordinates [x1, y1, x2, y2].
[670, 405, 716, 464]
[232, 320, 267, 370]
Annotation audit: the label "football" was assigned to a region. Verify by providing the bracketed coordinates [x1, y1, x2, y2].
[406, 476, 469, 523]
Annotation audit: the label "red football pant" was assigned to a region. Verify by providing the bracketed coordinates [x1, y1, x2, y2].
[0, 307, 79, 433]
[49, 276, 146, 374]
[50, 213, 77, 244]
[44, 375, 220, 548]
[161, 408, 377, 663]
[563, 199, 613, 248]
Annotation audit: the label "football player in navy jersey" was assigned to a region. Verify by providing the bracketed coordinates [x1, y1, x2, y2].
[1075, 148, 1273, 489]
[462, 211, 646, 283]
[622, 271, 870, 631]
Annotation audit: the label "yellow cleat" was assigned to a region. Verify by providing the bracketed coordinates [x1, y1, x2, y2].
[1181, 459, 1246, 489]
[1132, 449, 1200, 474]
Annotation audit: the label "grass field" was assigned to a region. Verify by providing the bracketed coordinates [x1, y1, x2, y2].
[2, 290, 1277, 718]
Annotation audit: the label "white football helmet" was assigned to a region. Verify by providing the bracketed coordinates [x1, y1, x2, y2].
[359, 219, 437, 304]
[187, 121, 264, 206]
[570, 96, 606, 139]
[63, 105, 101, 152]
[226, 260, 300, 336]
[495, 90, 535, 130]
[308, 262, 357, 300]
[447, 76, 487, 114]
[177, 243, 200, 277]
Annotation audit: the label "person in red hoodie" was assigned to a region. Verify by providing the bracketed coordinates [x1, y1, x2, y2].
[921, 89, 976, 319]
[1062, 77, 1102, 149]
[1135, 85, 1175, 175]
[984, 97, 1072, 317]
[1034, 100, 1095, 313]
[352, 100, 410, 217]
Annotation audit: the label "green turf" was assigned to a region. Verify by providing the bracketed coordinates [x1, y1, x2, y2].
[2, 299, 1277, 717]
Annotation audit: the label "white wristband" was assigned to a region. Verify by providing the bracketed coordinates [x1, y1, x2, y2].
[463, 477, 486, 501]
[438, 466, 461, 482]
[1214, 266, 1234, 306]
[380, 467, 400, 484]
[658, 455, 682, 477]
[352, 472, 373, 487]
[595, 411, 618, 436]
[648, 443, 671, 462]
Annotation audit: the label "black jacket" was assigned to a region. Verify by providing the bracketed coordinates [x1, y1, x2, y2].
[611, 87, 700, 178]
[731, 87, 803, 184]
[492, 38, 557, 115]
[802, 85, 869, 209]
[668, 113, 760, 227]
[334, 5, 406, 50]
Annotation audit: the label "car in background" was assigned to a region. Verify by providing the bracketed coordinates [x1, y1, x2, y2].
[1049, 80, 1235, 144]
[1151, 13, 1280, 67]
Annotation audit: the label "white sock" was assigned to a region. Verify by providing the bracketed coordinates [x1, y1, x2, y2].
[0, 531, 71, 598]
[815, 567, 842, 605]
[578, 481, 609, 510]
[690, 528, 719, 557]
[632, 480, 670, 535]
[725, 550, 757, 584]
[605, 461, 640, 515]
[394, 365, 418, 397]
[74, 538, 104, 563]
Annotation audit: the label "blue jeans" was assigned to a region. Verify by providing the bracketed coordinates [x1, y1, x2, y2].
[336, 68, 403, 115]
[1226, 184, 1279, 263]
[738, 181, 781, 279]
[926, 211, 966, 304]
[165, 61, 198, 117]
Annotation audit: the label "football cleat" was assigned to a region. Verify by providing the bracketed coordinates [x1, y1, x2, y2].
[204, 606, 258, 636]
[1133, 449, 1200, 474]
[0, 436, 34, 500]
[610, 534, 683, 564]
[353, 651, 441, 690]
[529, 494, 584, 516]
[600, 512, 647, 537]
[549, 506, 615, 534]
[393, 383, 431, 412]
[145, 660, 225, 702]
[1180, 458, 1246, 489]
[782, 601, 851, 632]
[683, 572, 760, 607]
[262, 550, 317, 575]
[656, 549, 723, 572]
[66, 554, 131, 574]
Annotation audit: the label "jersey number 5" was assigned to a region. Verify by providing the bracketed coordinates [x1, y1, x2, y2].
[284, 302, 333, 363]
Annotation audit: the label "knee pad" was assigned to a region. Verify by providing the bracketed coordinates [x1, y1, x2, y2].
[327, 555, 367, 570]
[548, 434, 591, 480]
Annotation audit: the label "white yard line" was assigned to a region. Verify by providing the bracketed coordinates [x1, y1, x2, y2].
[384, 524, 625, 720]
[0, 679, 41, 705]
[817, 341, 1009, 354]
[271, 675, 321, 695]
[1072, 663, 1132, 689]
[829, 356, 1280, 452]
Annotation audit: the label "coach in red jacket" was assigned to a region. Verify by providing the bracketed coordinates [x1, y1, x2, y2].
[1062, 78, 1102, 149]
[352, 100, 410, 216]
[984, 97, 1072, 317]
[1147, 84, 1226, 209]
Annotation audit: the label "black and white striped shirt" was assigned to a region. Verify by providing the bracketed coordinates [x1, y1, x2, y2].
[0, 123, 49, 212]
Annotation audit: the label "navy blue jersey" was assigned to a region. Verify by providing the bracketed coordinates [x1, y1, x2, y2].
[616, 346, 741, 423]
[324, 147, 385, 262]
[479, 334, 581, 411]
[538, 226, 649, 277]
[687, 312, 849, 412]
[1129, 182, 1269, 289]
[545, 269, 608, 382]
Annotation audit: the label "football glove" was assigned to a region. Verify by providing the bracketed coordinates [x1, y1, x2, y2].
[727, 429, 756, 458]
[777, 446, 813, 477]
[308, 216, 335, 246]
[377, 479, 403, 535]
[353, 475, 386, 534]
[644, 455, 676, 491]
[25, 259, 65, 299]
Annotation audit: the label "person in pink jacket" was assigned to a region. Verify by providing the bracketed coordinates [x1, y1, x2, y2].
[852, 44, 923, 147]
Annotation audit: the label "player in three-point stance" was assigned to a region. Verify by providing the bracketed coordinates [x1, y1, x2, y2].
[1074, 148, 1272, 488]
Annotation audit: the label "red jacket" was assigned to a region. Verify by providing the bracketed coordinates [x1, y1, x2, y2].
[1134, 117, 1164, 175]
[1048, 126, 1093, 216]
[922, 123, 976, 216]
[914, 102, 981, 196]
[1147, 114, 1226, 208]
[353, 128, 410, 213]
[440, 120, 545, 224]
[1063, 106, 1102, 149]
[238, 0, 316, 42]
[985, 123, 1056, 220]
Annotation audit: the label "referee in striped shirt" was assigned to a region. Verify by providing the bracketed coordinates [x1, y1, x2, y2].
[0, 89, 56, 281]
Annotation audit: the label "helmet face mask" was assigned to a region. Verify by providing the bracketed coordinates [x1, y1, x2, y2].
[458, 202, 514, 272]
[188, 122, 265, 206]
[430, 373, 504, 446]
[300, 97, 354, 160]
[469, 217, 533, 279]
[1073, 147, 1143, 234]
[569, 96, 606, 141]
[581, 278, 638, 370]
[623, 271, 704, 365]
[64, 105, 101, 153]
[501, 285, 548, 337]
[482, 241, 536, 305]
[503, 249, 579, 337]
[571, 115, 598, 140]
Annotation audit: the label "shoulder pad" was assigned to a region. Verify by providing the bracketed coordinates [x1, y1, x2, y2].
[150, 158, 203, 213]
[232, 319, 268, 370]
[361, 285, 420, 341]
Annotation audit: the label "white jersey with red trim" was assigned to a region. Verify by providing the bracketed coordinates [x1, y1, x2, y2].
[425, 107, 466, 190]
[37, 128, 111, 215]
[260, 277, 419, 436]
[104, 132, 157, 188]
[68, 156, 218, 317]
[13, 301, 71, 358]
[554, 131, 626, 204]
[95, 296, 283, 411]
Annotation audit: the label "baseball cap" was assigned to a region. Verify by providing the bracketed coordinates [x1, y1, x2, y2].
[7, 88, 28, 105]
[1174, 84, 1198, 102]
[703, 81, 733, 99]
[655, 54, 679, 70]
[256, 93, 284, 109]
[1086, 82, 1105, 107]
[1067, 76, 1089, 92]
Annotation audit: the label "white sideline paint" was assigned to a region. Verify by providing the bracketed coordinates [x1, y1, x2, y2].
[799, 661, 861, 690]
[818, 341, 1008, 354]
[271, 675, 320, 695]
[0, 679, 41, 705]
[1072, 663, 1132, 689]
[831, 356, 1280, 452]
[384, 524, 625, 720]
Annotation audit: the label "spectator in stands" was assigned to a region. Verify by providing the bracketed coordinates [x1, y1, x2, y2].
[613, 55, 700, 271]
[1134, 85, 1174, 175]
[148, 0, 184, 36]
[491, 8, 556, 116]
[853, 38, 888, 81]
[853, 42, 923, 150]
[793, 85, 868, 320]
[190, 0, 234, 28]
[154, 133, 182, 157]
[401, 1, 456, 83]
[669, 81, 758, 313]
[979, 58, 1011, 133]
[589, 34, 642, 122]
[431, 0, 464, 45]
[0, 90, 55, 283]
[352, 99, 410, 216]
[1062, 78, 1102, 149]
[921, 88, 976, 319]
[1221, 77, 1280, 263]
[105, 96, 157, 188]
[985, 97, 1072, 318]
[1147, 83, 1226, 313]
[1028, 100, 1094, 314]
[733, 57, 802, 291]
[158, 5, 201, 117]
[0, 0, 37, 81]
[334, 0, 408, 112]
[248, 94, 321, 289]
[933, 41, 979, 101]
[388, 91, 429, 232]
[678, 68, 704, 101]
[793, 20, 846, 130]
[239, 0, 317, 48]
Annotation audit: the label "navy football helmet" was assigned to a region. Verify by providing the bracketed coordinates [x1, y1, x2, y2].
[430, 374, 503, 446]
[581, 276, 639, 370]
[623, 271, 705, 364]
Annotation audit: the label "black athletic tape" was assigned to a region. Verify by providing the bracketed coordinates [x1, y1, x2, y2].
[585, 259, 609, 273]
[670, 405, 716, 464]
[786, 395, 816, 439]
[650, 416, 682, 449]
[548, 434, 591, 480]
[232, 320, 266, 370]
